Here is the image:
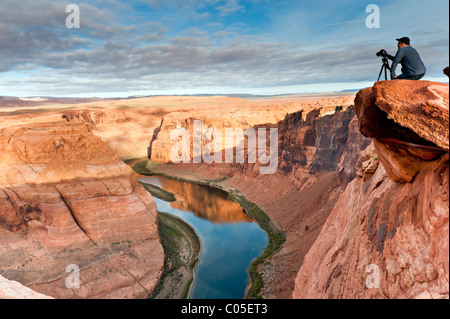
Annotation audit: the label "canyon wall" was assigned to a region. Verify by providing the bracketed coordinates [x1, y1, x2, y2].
[2, 83, 445, 299]
[0, 121, 164, 299]
[146, 97, 353, 165]
[61, 108, 163, 160]
[278, 105, 371, 182]
[293, 80, 449, 299]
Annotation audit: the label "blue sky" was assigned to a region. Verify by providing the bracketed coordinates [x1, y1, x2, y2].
[0, 0, 448, 97]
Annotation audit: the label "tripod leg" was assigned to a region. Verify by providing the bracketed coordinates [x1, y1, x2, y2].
[378, 65, 385, 81]
[384, 60, 391, 80]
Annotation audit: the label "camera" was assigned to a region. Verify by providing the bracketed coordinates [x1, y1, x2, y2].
[376, 48, 391, 81]
[376, 49, 388, 58]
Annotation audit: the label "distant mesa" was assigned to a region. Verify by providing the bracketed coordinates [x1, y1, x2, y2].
[0, 96, 118, 108]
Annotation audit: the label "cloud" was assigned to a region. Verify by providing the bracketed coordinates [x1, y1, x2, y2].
[215, 0, 246, 16]
[0, 0, 448, 97]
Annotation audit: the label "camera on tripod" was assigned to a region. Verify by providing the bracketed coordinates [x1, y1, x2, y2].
[376, 49, 391, 81]
[376, 49, 388, 58]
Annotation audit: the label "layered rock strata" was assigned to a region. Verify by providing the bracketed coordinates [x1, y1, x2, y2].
[293, 80, 449, 299]
[0, 122, 164, 298]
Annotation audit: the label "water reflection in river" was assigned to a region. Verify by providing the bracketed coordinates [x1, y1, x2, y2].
[139, 176, 268, 299]
[142, 176, 253, 224]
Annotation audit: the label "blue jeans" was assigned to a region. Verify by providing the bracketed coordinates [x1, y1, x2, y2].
[393, 73, 425, 80]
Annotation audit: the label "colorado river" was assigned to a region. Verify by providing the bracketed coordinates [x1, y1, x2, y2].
[139, 176, 268, 299]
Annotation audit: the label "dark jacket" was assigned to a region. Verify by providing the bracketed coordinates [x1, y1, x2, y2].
[388, 46, 426, 79]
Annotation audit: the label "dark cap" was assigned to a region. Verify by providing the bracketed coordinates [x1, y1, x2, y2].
[396, 37, 410, 45]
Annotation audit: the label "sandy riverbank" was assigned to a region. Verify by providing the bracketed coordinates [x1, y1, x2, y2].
[152, 212, 202, 299]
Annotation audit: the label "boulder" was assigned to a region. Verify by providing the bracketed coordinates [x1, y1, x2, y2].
[354, 80, 448, 182]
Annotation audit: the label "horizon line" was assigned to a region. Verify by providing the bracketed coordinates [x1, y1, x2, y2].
[1, 77, 448, 100]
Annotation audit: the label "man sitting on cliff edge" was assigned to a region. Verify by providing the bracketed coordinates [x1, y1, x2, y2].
[386, 37, 426, 80]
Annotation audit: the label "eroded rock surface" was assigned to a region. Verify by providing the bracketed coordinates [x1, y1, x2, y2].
[293, 80, 449, 299]
[0, 275, 53, 299]
[355, 80, 448, 182]
[0, 122, 164, 298]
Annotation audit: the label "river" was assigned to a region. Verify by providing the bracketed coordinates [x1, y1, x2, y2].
[139, 176, 268, 299]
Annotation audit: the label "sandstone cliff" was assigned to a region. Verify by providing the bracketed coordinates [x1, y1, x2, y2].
[0, 94, 357, 299]
[278, 105, 370, 181]
[293, 80, 449, 299]
[0, 121, 164, 299]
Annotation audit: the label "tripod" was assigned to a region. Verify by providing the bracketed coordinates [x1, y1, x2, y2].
[377, 57, 391, 81]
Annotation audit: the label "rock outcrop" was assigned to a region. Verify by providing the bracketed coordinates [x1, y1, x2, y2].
[0, 275, 53, 299]
[278, 106, 357, 174]
[338, 118, 373, 185]
[355, 80, 448, 183]
[0, 122, 164, 298]
[293, 80, 449, 299]
[61, 108, 164, 161]
[269, 104, 371, 187]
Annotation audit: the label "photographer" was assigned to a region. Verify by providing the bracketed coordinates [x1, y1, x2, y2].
[386, 37, 426, 80]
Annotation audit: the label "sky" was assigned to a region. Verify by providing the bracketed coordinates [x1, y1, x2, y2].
[0, 0, 448, 97]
